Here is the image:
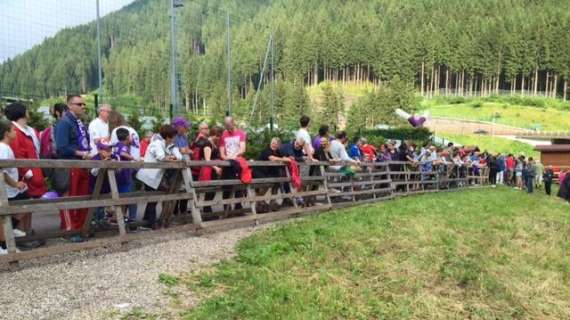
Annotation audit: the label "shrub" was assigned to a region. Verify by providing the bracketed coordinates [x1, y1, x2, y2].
[362, 127, 432, 144]
[469, 101, 483, 109]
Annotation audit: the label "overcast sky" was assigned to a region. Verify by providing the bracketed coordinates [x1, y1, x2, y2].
[0, 0, 135, 62]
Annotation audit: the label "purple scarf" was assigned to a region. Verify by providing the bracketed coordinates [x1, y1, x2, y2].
[70, 112, 90, 152]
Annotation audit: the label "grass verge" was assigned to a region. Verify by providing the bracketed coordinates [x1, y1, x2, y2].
[178, 188, 570, 319]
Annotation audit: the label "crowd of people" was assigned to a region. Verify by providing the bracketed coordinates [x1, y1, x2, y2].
[0, 95, 568, 254]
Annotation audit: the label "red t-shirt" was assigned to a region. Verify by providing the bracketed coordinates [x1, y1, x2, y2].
[220, 129, 247, 158]
[360, 144, 377, 161]
[506, 157, 515, 169]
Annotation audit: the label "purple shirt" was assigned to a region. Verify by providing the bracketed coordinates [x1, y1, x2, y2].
[114, 142, 133, 186]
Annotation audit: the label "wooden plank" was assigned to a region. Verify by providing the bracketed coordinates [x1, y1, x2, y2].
[107, 170, 127, 237]
[191, 177, 290, 188]
[328, 179, 392, 188]
[1, 192, 194, 215]
[195, 190, 327, 208]
[328, 186, 394, 197]
[325, 171, 390, 178]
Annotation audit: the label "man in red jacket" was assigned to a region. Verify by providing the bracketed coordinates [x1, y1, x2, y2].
[5, 102, 48, 234]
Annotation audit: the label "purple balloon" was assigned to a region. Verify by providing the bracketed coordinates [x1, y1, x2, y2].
[41, 191, 60, 200]
[408, 116, 426, 128]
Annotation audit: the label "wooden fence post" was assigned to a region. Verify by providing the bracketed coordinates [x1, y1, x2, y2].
[182, 168, 203, 226]
[285, 164, 299, 209]
[318, 164, 332, 207]
[0, 174, 17, 257]
[107, 170, 127, 237]
[82, 168, 107, 236]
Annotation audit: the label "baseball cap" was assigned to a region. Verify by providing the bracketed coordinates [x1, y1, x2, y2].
[172, 116, 191, 128]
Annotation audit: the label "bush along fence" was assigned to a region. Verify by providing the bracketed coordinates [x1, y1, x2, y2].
[0, 159, 489, 266]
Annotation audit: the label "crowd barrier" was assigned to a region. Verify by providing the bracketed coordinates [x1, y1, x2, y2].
[0, 159, 489, 266]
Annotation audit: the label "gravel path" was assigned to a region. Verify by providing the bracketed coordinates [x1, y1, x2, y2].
[0, 225, 267, 320]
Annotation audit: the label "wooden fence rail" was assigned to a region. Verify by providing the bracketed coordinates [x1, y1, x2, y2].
[0, 159, 489, 266]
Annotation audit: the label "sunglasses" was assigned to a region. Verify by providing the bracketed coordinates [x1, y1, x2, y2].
[72, 103, 86, 106]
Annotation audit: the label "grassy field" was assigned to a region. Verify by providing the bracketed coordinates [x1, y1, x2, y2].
[140, 188, 570, 320]
[440, 134, 539, 158]
[421, 97, 570, 131]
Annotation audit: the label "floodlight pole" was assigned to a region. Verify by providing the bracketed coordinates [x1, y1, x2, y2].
[96, 0, 103, 100]
[169, 0, 181, 116]
[226, 12, 232, 116]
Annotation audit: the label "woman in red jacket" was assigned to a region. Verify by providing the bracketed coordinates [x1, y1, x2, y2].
[5, 103, 48, 233]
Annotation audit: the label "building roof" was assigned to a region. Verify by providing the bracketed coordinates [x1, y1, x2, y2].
[535, 144, 570, 152]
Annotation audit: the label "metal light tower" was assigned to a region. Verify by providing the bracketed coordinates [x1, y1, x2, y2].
[96, 0, 103, 100]
[170, 0, 183, 117]
[226, 12, 232, 116]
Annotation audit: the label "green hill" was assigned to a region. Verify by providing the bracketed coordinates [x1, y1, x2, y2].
[421, 96, 570, 131]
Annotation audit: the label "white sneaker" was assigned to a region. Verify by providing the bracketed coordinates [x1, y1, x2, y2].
[13, 229, 26, 237]
[0, 247, 7, 255]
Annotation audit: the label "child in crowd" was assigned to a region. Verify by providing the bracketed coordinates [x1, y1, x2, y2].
[114, 128, 138, 224]
[89, 138, 116, 228]
[0, 120, 29, 254]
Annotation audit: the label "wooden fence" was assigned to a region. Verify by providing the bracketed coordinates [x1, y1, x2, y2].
[0, 159, 489, 266]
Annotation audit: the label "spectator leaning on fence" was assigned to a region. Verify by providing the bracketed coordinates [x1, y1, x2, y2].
[254, 137, 291, 212]
[54, 95, 92, 241]
[109, 110, 141, 161]
[296, 115, 315, 161]
[136, 125, 181, 229]
[88, 104, 111, 156]
[312, 125, 330, 153]
[5, 103, 47, 240]
[348, 137, 364, 161]
[193, 124, 222, 215]
[219, 116, 247, 212]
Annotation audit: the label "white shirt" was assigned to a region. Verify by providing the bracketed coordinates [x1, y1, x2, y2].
[136, 134, 182, 190]
[111, 126, 141, 160]
[0, 142, 20, 198]
[88, 117, 109, 155]
[295, 128, 313, 157]
[329, 140, 351, 161]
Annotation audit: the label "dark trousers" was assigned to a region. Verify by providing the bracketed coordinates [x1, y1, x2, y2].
[526, 176, 534, 193]
[222, 167, 244, 209]
[545, 181, 552, 195]
[143, 185, 158, 226]
[489, 169, 497, 185]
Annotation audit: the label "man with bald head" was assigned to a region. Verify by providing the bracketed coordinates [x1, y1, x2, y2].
[220, 117, 246, 160]
[88, 103, 112, 156]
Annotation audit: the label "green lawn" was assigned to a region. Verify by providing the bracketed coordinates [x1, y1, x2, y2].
[422, 99, 570, 131]
[144, 188, 570, 320]
[440, 134, 539, 158]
